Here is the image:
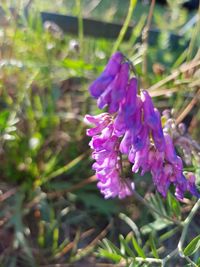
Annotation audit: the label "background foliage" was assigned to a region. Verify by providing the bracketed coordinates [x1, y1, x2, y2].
[0, 0, 200, 266]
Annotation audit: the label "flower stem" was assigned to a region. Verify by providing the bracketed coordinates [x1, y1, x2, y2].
[112, 0, 137, 54]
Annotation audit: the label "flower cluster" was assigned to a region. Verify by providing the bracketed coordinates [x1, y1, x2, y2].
[85, 52, 199, 200]
[85, 113, 134, 199]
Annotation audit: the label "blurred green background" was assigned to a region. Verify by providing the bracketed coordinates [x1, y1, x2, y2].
[0, 0, 199, 266]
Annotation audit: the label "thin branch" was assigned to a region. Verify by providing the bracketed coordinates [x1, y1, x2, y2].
[175, 88, 200, 125]
[47, 175, 96, 199]
[148, 60, 200, 91]
[0, 187, 17, 202]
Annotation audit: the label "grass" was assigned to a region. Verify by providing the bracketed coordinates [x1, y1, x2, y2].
[0, 0, 200, 266]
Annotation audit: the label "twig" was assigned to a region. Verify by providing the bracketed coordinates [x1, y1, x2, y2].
[148, 60, 200, 91]
[70, 220, 113, 262]
[54, 228, 95, 259]
[175, 88, 200, 125]
[0, 187, 17, 202]
[47, 175, 96, 199]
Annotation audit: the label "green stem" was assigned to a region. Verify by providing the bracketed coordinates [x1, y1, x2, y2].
[178, 199, 200, 266]
[133, 191, 182, 226]
[135, 256, 163, 265]
[178, 199, 200, 252]
[76, 0, 84, 57]
[162, 248, 178, 266]
[112, 0, 137, 54]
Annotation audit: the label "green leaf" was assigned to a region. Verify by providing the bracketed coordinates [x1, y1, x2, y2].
[62, 58, 102, 72]
[98, 249, 122, 263]
[119, 213, 142, 245]
[167, 192, 181, 218]
[149, 234, 159, 259]
[0, 110, 10, 130]
[141, 218, 172, 235]
[119, 235, 135, 257]
[101, 238, 123, 256]
[184, 235, 200, 256]
[131, 235, 146, 258]
[160, 226, 180, 242]
[197, 257, 200, 266]
[128, 261, 135, 267]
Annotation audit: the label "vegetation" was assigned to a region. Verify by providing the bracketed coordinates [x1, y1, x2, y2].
[0, 0, 199, 266]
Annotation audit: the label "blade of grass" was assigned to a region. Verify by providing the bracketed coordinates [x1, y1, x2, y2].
[40, 151, 89, 185]
[76, 0, 84, 57]
[112, 0, 137, 54]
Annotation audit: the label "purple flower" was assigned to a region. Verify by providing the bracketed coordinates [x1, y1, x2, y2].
[141, 90, 159, 129]
[113, 78, 137, 135]
[97, 169, 134, 199]
[132, 124, 149, 151]
[132, 145, 149, 175]
[97, 63, 129, 112]
[154, 167, 171, 198]
[124, 78, 138, 119]
[119, 129, 134, 154]
[86, 52, 199, 201]
[175, 175, 188, 201]
[116, 97, 143, 156]
[86, 112, 134, 199]
[89, 52, 124, 98]
[186, 173, 200, 198]
[151, 109, 165, 152]
[108, 63, 129, 113]
[164, 133, 180, 164]
[84, 113, 111, 136]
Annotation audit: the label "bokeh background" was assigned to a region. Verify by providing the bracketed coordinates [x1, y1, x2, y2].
[0, 0, 200, 266]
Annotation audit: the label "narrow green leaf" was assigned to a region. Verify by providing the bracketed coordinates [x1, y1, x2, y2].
[128, 261, 135, 267]
[52, 227, 59, 251]
[119, 213, 142, 245]
[160, 226, 180, 242]
[98, 249, 122, 263]
[156, 193, 167, 216]
[197, 257, 200, 266]
[131, 235, 146, 258]
[141, 218, 172, 235]
[184, 235, 200, 256]
[149, 234, 159, 259]
[42, 152, 87, 184]
[167, 192, 181, 218]
[102, 238, 123, 256]
[119, 235, 135, 257]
